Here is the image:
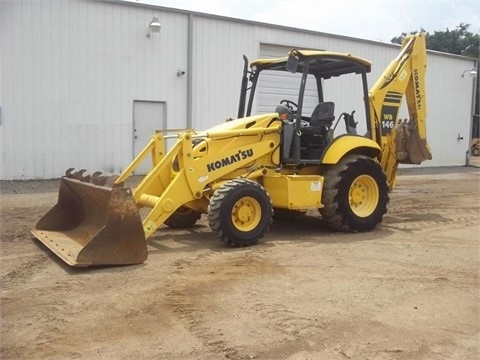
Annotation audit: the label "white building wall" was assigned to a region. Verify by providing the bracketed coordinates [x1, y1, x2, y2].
[191, 16, 257, 129]
[425, 54, 474, 166]
[0, 0, 476, 179]
[0, 22, 4, 179]
[0, 0, 188, 179]
[189, 17, 475, 168]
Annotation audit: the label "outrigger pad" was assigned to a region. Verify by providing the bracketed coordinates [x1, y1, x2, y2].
[32, 177, 147, 267]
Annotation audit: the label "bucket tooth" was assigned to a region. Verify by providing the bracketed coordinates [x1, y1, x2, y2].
[65, 168, 76, 178]
[75, 169, 91, 182]
[90, 172, 122, 188]
[91, 171, 107, 186]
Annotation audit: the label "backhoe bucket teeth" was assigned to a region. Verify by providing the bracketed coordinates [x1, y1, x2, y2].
[31, 177, 147, 267]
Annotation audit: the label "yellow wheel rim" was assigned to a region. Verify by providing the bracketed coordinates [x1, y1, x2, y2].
[231, 196, 262, 232]
[348, 175, 379, 217]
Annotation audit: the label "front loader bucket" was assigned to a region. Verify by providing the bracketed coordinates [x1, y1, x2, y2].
[31, 177, 148, 267]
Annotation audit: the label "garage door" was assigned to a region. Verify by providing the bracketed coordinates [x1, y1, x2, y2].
[257, 44, 319, 117]
[257, 43, 368, 136]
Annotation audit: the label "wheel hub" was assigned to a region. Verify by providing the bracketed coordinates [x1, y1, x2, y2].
[232, 196, 261, 231]
[349, 175, 379, 217]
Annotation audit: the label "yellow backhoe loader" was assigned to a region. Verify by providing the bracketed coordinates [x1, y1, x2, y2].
[32, 33, 431, 267]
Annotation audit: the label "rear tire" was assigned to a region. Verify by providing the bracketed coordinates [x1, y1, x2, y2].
[208, 179, 273, 246]
[164, 206, 201, 228]
[320, 154, 389, 232]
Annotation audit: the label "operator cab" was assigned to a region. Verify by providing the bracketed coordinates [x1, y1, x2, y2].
[240, 49, 372, 165]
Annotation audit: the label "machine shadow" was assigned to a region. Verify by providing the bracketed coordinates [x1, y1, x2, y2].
[31, 213, 394, 274]
[146, 212, 395, 255]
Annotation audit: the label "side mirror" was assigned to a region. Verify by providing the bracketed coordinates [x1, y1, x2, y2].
[286, 55, 299, 74]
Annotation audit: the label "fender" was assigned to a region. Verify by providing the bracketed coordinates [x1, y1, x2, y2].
[321, 135, 381, 164]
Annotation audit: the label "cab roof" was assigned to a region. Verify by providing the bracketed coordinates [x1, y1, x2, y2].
[250, 49, 372, 79]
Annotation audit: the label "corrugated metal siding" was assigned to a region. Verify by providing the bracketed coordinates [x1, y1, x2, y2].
[423, 55, 474, 166]
[0, 9, 4, 179]
[191, 16, 257, 129]
[258, 44, 318, 116]
[1, 0, 476, 179]
[1, 0, 188, 179]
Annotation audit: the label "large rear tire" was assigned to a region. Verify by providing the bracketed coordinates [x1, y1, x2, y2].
[164, 206, 202, 229]
[320, 154, 389, 232]
[208, 179, 273, 246]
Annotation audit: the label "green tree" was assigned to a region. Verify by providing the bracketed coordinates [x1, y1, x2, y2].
[391, 23, 479, 57]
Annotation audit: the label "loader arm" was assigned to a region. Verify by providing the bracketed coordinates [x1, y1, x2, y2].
[368, 33, 432, 189]
[118, 119, 282, 239]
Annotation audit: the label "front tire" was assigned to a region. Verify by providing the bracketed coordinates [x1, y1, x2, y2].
[320, 155, 389, 232]
[208, 179, 273, 246]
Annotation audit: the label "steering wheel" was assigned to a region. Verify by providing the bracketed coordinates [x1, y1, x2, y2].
[280, 99, 298, 113]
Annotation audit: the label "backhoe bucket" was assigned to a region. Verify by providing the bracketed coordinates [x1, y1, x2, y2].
[396, 120, 432, 164]
[31, 177, 148, 267]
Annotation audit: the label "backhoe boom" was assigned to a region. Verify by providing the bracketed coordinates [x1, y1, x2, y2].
[369, 33, 432, 189]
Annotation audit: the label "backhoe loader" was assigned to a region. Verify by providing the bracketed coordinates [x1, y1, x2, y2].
[32, 33, 431, 266]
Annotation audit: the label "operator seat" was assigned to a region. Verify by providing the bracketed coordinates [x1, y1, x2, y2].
[309, 102, 335, 126]
[300, 102, 335, 159]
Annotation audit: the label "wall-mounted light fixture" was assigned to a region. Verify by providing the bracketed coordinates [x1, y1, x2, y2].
[461, 68, 477, 77]
[147, 17, 161, 38]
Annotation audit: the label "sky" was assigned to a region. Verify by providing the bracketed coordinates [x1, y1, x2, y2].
[126, 0, 480, 43]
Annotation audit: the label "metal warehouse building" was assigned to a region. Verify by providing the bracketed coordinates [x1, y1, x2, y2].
[0, 0, 477, 180]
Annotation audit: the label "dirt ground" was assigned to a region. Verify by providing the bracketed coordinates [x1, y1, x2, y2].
[1, 166, 479, 360]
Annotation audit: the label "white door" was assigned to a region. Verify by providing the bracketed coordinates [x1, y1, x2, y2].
[133, 100, 166, 174]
